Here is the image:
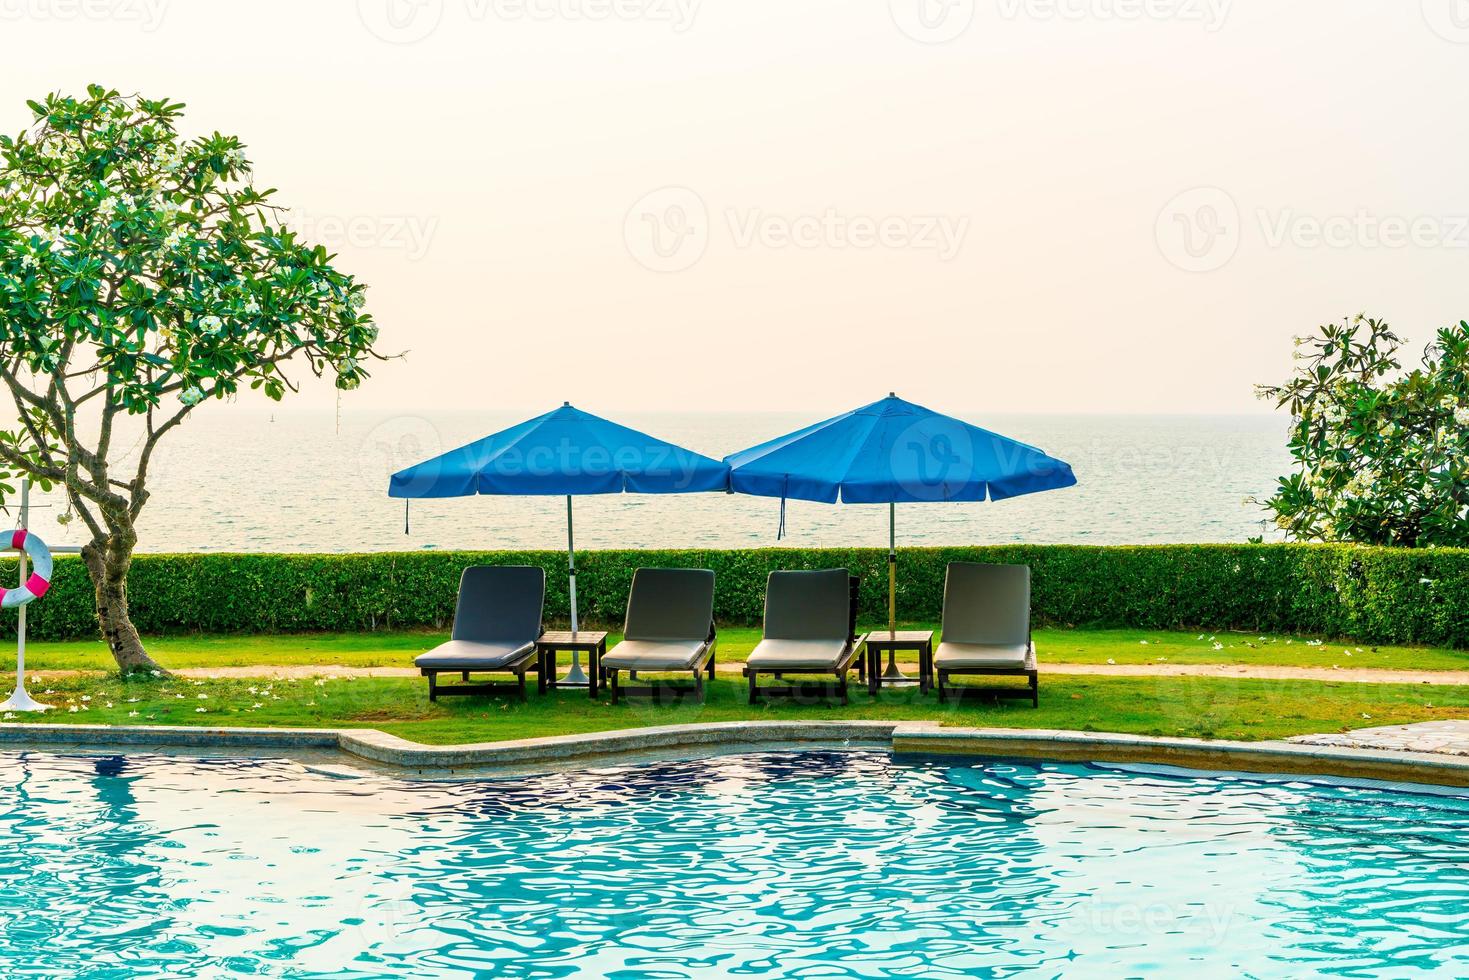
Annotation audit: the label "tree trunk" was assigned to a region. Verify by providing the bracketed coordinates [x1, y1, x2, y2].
[81, 535, 167, 677]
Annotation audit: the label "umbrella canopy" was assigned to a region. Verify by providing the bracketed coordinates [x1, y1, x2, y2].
[389, 402, 729, 498]
[389, 403, 728, 678]
[725, 394, 1076, 666]
[725, 394, 1075, 504]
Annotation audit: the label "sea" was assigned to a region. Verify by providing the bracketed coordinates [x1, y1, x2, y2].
[18, 411, 1292, 554]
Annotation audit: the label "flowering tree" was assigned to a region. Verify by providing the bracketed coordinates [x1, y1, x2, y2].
[1257, 315, 1469, 547]
[0, 86, 381, 674]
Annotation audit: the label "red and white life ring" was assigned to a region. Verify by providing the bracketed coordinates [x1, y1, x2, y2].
[2, 529, 53, 609]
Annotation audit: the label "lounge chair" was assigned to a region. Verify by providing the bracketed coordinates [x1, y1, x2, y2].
[933, 562, 1038, 707]
[602, 568, 717, 704]
[415, 565, 545, 701]
[744, 569, 865, 705]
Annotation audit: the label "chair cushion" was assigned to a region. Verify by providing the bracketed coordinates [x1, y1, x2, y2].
[602, 639, 709, 671]
[934, 641, 1034, 670]
[416, 639, 537, 671]
[747, 638, 853, 671]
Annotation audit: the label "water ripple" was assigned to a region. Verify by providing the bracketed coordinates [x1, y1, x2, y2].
[1, 750, 1467, 978]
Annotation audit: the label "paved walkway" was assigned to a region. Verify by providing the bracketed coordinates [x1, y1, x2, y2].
[1292, 721, 1469, 757]
[64, 662, 1464, 686]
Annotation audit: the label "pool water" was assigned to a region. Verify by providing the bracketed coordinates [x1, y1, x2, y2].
[1, 750, 1466, 978]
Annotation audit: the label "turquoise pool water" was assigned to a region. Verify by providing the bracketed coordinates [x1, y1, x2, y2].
[0, 749, 1466, 978]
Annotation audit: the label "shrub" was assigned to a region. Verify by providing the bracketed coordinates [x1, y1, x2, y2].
[2, 543, 1466, 648]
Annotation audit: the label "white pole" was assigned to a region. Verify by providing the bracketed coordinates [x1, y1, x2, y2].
[562, 494, 589, 685]
[2, 480, 51, 713]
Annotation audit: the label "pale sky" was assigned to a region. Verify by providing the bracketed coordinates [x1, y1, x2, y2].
[7, 1, 1469, 416]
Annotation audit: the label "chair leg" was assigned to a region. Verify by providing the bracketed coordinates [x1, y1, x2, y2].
[707, 649, 716, 679]
[695, 669, 705, 703]
[427, 672, 438, 703]
[936, 670, 946, 704]
[838, 671, 849, 707]
[747, 669, 759, 705]
[517, 669, 527, 701]
[1030, 671, 1039, 708]
[610, 670, 621, 705]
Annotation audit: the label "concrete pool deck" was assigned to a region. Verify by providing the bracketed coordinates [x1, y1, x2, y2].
[4, 718, 1469, 787]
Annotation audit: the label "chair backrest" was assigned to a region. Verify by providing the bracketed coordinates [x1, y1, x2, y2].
[623, 568, 716, 642]
[942, 562, 1030, 646]
[763, 568, 853, 641]
[451, 565, 545, 644]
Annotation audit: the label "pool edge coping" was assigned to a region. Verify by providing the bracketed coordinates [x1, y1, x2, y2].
[4, 719, 1469, 785]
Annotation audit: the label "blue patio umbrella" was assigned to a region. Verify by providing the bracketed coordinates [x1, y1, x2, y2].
[725, 394, 1075, 675]
[390, 402, 729, 683]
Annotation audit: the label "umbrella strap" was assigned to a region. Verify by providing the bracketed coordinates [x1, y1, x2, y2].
[776, 476, 789, 541]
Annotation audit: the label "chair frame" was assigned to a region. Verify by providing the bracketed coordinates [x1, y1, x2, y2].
[421, 640, 542, 702]
[744, 576, 866, 707]
[606, 624, 718, 705]
[934, 635, 1039, 707]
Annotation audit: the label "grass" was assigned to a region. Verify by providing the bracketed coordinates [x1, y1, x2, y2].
[16, 626, 1469, 673]
[7, 625, 1465, 747]
[2, 671, 1462, 745]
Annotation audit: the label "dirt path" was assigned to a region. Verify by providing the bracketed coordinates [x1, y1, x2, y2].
[23, 662, 1455, 686]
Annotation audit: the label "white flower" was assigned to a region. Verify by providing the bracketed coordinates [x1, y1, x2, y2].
[199, 315, 223, 336]
[3, 713, 15, 721]
[1212, 642, 1224, 651]
[196, 693, 208, 700]
[195, 707, 207, 713]
[128, 711, 139, 718]
[180, 385, 205, 406]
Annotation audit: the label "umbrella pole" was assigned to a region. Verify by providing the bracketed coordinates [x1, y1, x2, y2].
[882, 501, 908, 680]
[562, 494, 589, 686]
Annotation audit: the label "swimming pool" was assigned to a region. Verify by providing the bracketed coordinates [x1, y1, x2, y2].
[0, 749, 1465, 978]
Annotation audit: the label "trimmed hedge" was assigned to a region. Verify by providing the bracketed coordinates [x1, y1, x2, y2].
[3, 543, 1468, 647]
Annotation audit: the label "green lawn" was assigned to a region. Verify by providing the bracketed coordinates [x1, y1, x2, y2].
[16, 626, 1469, 673]
[7, 626, 1465, 747]
[2, 671, 1461, 744]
